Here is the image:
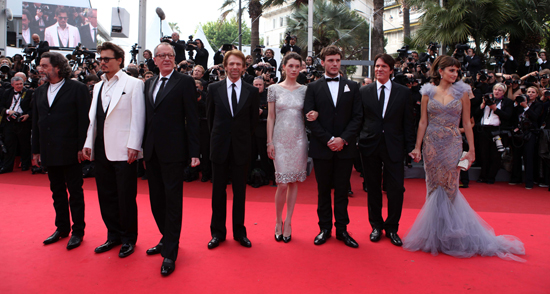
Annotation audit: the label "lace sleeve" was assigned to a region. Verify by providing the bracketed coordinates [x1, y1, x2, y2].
[450, 81, 472, 100]
[419, 83, 436, 97]
[267, 85, 276, 103]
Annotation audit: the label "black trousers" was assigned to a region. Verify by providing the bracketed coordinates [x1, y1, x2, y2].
[510, 132, 537, 187]
[479, 126, 502, 182]
[146, 152, 185, 261]
[94, 143, 138, 244]
[361, 139, 405, 233]
[313, 156, 353, 233]
[2, 121, 31, 171]
[47, 163, 85, 237]
[210, 150, 249, 239]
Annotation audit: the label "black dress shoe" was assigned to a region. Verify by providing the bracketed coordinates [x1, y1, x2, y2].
[0, 167, 12, 174]
[119, 243, 135, 258]
[275, 234, 283, 242]
[370, 228, 382, 242]
[146, 243, 163, 255]
[314, 229, 331, 245]
[66, 235, 83, 250]
[201, 175, 211, 182]
[94, 240, 122, 253]
[160, 258, 175, 276]
[21, 166, 30, 171]
[476, 178, 487, 183]
[336, 231, 359, 248]
[208, 237, 225, 249]
[234, 236, 252, 248]
[43, 230, 69, 245]
[283, 235, 291, 243]
[386, 232, 403, 246]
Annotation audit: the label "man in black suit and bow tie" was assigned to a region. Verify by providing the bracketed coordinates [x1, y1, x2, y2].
[303, 45, 363, 248]
[32, 52, 91, 250]
[206, 50, 259, 249]
[142, 42, 200, 276]
[358, 53, 415, 247]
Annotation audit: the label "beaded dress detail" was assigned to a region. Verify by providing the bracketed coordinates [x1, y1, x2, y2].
[403, 81, 525, 261]
[267, 84, 308, 184]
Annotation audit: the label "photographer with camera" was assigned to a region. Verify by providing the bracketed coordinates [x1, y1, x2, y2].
[509, 86, 543, 189]
[161, 32, 187, 64]
[538, 50, 550, 70]
[475, 83, 514, 184]
[0, 76, 33, 174]
[280, 33, 301, 56]
[263, 49, 277, 68]
[187, 38, 208, 70]
[214, 44, 236, 66]
[464, 48, 481, 77]
[29, 34, 49, 66]
[0, 58, 15, 84]
[143, 49, 158, 75]
[419, 42, 440, 64]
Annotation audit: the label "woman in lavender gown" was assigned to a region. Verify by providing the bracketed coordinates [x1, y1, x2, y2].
[406, 56, 525, 261]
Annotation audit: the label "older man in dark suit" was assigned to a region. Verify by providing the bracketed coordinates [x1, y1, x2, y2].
[206, 49, 259, 250]
[358, 53, 415, 247]
[32, 52, 91, 250]
[143, 42, 200, 276]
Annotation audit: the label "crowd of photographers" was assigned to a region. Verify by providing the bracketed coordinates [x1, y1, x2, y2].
[2, 33, 550, 191]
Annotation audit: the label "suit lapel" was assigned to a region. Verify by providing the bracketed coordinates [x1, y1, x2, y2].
[155, 72, 179, 108]
[217, 80, 232, 116]
[106, 74, 127, 117]
[148, 76, 158, 107]
[49, 79, 70, 109]
[385, 82, 398, 117]
[335, 79, 346, 109]
[235, 83, 250, 116]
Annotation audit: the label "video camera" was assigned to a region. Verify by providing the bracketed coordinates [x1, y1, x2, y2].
[254, 45, 265, 63]
[397, 45, 411, 60]
[129, 43, 141, 64]
[285, 31, 292, 44]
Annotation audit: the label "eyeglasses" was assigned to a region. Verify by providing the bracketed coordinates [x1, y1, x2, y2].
[156, 53, 175, 59]
[57, 17, 68, 20]
[97, 57, 116, 63]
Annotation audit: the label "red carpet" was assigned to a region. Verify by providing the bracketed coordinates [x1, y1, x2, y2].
[0, 169, 549, 293]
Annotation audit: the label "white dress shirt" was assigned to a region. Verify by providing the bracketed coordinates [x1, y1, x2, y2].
[376, 80, 392, 118]
[153, 70, 174, 101]
[482, 100, 502, 126]
[325, 75, 340, 106]
[7, 92, 23, 114]
[226, 78, 242, 116]
[100, 70, 124, 112]
[47, 80, 65, 106]
[22, 28, 31, 44]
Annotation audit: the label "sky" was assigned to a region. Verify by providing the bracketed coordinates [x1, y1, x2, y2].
[90, 0, 250, 49]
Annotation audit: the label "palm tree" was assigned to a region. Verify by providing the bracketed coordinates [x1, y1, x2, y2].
[285, 1, 369, 58]
[262, 0, 350, 10]
[220, 0, 263, 50]
[372, 0, 385, 55]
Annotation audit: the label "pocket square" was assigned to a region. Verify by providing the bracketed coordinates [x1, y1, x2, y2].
[344, 85, 350, 92]
[122, 92, 126, 95]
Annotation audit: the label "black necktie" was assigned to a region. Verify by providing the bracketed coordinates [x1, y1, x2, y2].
[156, 77, 168, 101]
[379, 85, 386, 115]
[326, 77, 339, 82]
[231, 83, 238, 116]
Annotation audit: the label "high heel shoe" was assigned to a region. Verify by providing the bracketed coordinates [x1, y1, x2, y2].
[283, 223, 292, 243]
[275, 222, 283, 242]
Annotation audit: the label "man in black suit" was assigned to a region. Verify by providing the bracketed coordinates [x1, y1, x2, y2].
[163, 32, 186, 64]
[303, 45, 363, 248]
[280, 35, 301, 56]
[0, 77, 33, 173]
[262, 49, 277, 69]
[358, 53, 415, 247]
[143, 49, 158, 75]
[143, 42, 200, 276]
[32, 52, 91, 250]
[206, 49, 259, 249]
[31, 34, 49, 66]
[78, 9, 98, 50]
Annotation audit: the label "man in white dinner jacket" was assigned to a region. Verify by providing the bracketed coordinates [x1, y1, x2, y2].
[44, 7, 81, 47]
[83, 42, 145, 258]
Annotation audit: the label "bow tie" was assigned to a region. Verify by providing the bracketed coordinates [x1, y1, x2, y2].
[14, 91, 21, 95]
[326, 77, 339, 82]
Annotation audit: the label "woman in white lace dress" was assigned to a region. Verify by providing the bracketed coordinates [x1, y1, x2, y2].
[267, 53, 316, 243]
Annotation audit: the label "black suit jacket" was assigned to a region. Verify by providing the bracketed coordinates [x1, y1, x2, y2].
[207, 79, 259, 165]
[32, 40, 49, 64]
[78, 24, 96, 50]
[145, 58, 158, 75]
[358, 81, 415, 162]
[304, 76, 363, 160]
[172, 40, 187, 64]
[31, 79, 91, 166]
[143, 71, 200, 162]
[1, 88, 34, 122]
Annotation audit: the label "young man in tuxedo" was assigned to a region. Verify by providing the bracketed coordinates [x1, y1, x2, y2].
[206, 50, 259, 249]
[82, 42, 145, 258]
[32, 52, 91, 250]
[358, 53, 415, 246]
[142, 42, 200, 276]
[303, 45, 363, 248]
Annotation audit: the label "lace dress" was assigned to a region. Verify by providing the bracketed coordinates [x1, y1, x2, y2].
[267, 84, 308, 184]
[403, 81, 525, 261]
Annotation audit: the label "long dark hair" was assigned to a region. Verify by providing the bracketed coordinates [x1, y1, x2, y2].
[41, 52, 72, 79]
[429, 55, 461, 85]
